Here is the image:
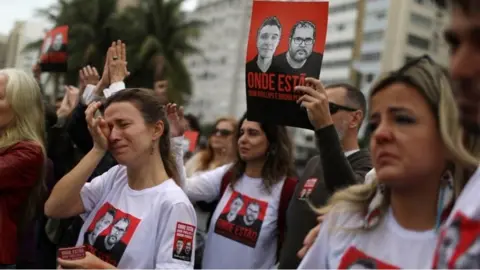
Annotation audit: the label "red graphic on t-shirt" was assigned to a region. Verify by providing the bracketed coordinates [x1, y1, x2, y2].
[433, 212, 480, 269]
[214, 191, 268, 248]
[299, 178, 317, 200]
[83, 203, 141, 266]
[172, 222, 196, 262]
[338, 246, 400, 269]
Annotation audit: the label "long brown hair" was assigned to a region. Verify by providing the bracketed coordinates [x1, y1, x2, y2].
[196, 117, 238, 171]
[228, 114, 296, 193]
[103, 88, 180, 184]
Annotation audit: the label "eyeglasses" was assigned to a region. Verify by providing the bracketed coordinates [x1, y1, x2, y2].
[293, 37, 314, 45]
[329, 102, 358, 114]
[213, 129, 233, 137]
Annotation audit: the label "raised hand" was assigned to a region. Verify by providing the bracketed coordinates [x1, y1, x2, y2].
[294, 78, 333, 130]
[79, 65, 100, 89]
[85, 101, 110, 152]
[56, 85, 80, 118]
[109, 40, 130, 84]
[165, 103, 187, 137]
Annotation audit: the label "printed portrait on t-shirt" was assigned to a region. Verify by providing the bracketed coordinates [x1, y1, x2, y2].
[214, 191, 268, 248]
[338, 246, 399, 269]
[434, 212, 480, 269]
[85, 208, 116, 246]
[245, 16, 282, 74]
[83, 203, 141, 267]
[172, 222, 195, 262]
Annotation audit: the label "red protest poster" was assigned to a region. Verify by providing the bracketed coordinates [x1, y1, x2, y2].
[184, 131, 200, 152]
[39, 25, 68, 72]
[245, 0, 329, 129]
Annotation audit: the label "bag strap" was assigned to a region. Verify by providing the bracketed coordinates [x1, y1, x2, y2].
[277, 177, 297, 259]
[220, 170, 233, 198]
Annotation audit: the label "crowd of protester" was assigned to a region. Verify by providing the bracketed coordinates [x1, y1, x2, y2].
[1, 0, 480, 268]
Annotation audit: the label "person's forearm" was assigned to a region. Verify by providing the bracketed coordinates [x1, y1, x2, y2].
[45, 148, 105, 217]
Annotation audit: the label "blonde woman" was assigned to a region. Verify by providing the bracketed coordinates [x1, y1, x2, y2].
[185, 117, 237, 177]
[298, 56, 480, 269]
[0, 69, 46, 268]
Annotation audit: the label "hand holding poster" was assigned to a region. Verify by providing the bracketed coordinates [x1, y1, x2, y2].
[40, 25, 68, 72]
[245, 0, 328, 129]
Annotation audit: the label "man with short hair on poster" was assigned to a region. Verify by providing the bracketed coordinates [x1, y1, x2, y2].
[245, 16, 282, 73]
[273, 20, 323, 77]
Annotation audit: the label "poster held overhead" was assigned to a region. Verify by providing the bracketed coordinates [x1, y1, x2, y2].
[39, 25, 68, 72]
[245, 0, 329, 130]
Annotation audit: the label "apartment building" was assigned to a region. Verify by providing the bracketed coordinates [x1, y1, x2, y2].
[355, 0, 449, 136]
[0, 35, 8, 69]
[185, 0, 251, 122]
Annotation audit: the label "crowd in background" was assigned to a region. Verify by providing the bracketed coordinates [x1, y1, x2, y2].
[2, 0, 480, 269]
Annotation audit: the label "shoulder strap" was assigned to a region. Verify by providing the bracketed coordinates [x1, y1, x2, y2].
[277, 177, 298, 259]
[220, 170, 233, 198]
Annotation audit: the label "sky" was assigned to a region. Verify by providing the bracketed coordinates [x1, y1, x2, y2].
[0, 0, 198, 36]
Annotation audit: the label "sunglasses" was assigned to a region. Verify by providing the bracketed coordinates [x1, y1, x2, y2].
[213, 129, 233, 137]
[329, 102, 358, 114]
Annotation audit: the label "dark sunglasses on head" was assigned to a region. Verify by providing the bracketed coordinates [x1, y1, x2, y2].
[329, 102, 358, 114]
[213, 129, 233, 137]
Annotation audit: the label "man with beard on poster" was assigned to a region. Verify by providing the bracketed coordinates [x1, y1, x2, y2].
[93, 217, 131, 265]
[273, 20, 323, 77]
[246, 16, 282, 73]
[239, 201, 263, 232]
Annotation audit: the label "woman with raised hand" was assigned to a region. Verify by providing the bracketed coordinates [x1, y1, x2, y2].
[0, 69, 46, 269]
[45, 89, 196, 269]
[298, 55, 480, 269]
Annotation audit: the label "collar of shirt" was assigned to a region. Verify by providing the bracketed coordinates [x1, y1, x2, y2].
[345, 149, 360, 157]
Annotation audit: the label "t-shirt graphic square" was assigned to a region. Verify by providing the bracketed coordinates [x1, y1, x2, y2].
[83, 202, 141, 266]
[214, 191, 268, 248]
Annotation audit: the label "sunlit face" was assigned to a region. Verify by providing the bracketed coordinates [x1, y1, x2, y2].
[210, 120, 235, 151]
[0, 74, 13, 131]
[288, 26, 315, 63]
[154, 80, 168, 104]
[369, 83, 447, 187]
[256, 25, 281, 59]
[446, 7, 480, 134]
[104, 102, 163, 166]
[237, 120, 269, 162]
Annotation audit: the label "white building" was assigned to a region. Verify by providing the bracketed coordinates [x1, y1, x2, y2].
[355, 0, 449, 136]
[185, 0, 251, 122]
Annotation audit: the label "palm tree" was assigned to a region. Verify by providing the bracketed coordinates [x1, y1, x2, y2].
[116, 0, 205, 105]
[25, 0, 120, 86]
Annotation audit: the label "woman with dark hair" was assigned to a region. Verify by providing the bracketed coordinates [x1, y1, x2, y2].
[45, 89, 196, 269]
[182, 114, 297, 269]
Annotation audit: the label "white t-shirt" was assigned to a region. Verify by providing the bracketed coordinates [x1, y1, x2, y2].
[433, 167, 480, 269]
[77, 165, 197, 269]
[184, 164, 285, 269]
[299, 207, 437, 269]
